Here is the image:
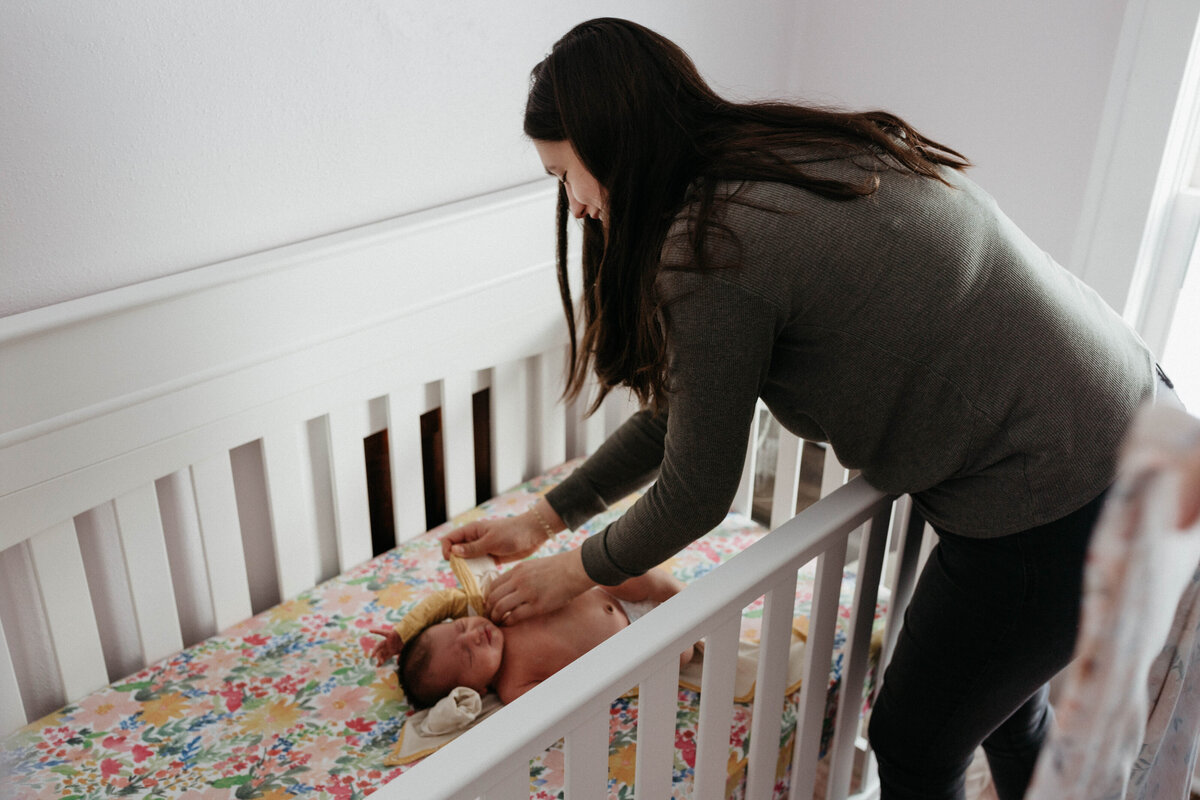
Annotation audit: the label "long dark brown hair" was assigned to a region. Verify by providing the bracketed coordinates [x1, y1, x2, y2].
[524, 17, 969, 414]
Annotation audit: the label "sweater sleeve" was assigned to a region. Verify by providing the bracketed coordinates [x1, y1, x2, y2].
[574, 271, 781, 585]
[545, 408, 668, 530]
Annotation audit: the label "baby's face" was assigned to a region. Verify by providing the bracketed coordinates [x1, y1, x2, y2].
[423, 616, 505, 695]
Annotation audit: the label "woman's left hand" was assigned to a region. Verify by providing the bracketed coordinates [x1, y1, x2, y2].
[484, 548, 597, 626]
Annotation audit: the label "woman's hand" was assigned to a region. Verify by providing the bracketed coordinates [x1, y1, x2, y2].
[369, 627, 404, 666]
[439, 499, 565, 563]
[484, 548, 596, 626]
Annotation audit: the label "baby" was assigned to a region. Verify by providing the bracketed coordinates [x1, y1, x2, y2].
[373, 568, 690, 708]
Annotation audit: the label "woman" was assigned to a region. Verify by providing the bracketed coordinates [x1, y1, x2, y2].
[441, 17, 1167, 800]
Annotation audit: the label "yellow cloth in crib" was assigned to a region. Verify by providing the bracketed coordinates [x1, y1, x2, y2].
[387, 555, 496, 651]
[677, 618, 811, 703]
[390, 588, 470, 648]
[448, 553, 498, 615]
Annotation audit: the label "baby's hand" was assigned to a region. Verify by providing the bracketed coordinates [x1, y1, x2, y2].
[369, 627, 403, 666]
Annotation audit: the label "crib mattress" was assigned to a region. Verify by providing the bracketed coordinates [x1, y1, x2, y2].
[1, 462, 885, 800]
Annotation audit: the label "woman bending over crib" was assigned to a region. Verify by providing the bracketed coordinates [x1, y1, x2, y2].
[372, 567, 689, 708]
[441, 17, 1176, 800]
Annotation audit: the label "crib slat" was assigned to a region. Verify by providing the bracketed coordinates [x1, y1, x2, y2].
[190, 453, 253, 632]
[635, 659, 681, 799]
[0, 611, 25, 734]
[571, 373, 607, 459]
[28, 521, 109, 702]
[604, 387, 641, 437]
[745, 572, 800, 800]
[326, 404, 373, 571]
[441, 373, 476, 518]
[113, 484, 184, 664]
[880, 497, 925, 669]
[535, 348, 567, 473]
[491, 359, 528, 493]
[770, 430, 803, 529]
[564, 700, 609, 799]
[387, 387, 428, 542]
[827, 505, 891, 799]
[261, 427, 321, 600]
[481, 765, 528, 800]
[733, 406, 762, 517]
[694, 612, 742, 800]
[788, 537, 850, 800]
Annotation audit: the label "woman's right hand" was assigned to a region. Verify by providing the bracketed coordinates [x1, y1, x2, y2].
[440, 509, 554, 564]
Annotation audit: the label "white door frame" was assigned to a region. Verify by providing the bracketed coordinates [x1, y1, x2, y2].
[1069, 0, 1200, 353]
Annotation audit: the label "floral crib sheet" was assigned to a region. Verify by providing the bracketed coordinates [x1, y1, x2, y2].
[1, 461, 887, 800]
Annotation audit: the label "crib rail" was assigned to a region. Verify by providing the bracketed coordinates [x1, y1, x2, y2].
[389, 477, 921, 800]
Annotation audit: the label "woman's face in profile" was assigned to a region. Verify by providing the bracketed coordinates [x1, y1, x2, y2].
[534, 139, 606, 224]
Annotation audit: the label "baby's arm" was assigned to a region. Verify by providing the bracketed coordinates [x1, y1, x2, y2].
[604, 567, 685, 604]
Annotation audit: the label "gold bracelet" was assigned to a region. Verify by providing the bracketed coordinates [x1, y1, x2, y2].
[530, 503, 556, 542]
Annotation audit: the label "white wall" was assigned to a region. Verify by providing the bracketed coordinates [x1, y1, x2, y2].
[787, 0, 1128, 271]
[0, 0, 799, 317]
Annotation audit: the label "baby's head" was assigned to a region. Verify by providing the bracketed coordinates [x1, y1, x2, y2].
[398, 615, 505, 709]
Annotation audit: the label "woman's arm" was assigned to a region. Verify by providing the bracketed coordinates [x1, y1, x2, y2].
[578, 272, 781, 585]
[544, 409, 668, 530]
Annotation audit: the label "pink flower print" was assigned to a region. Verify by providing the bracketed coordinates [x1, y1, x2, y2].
[317, 583, 376, 618]
[274, 673, 303, 696]
[299, 737, 345, 771]
[345, 717, 373, 733]
[42, 725, 76, 748]
[101, 734, 131, 752]
[316, 685, 369, 722]
[77, 691, 142, 730]
[219, 685, 244, 713]
[675, 729, 696, 768]
[193, 650, 243, 691]
[100, 758, 124, 778]
[131, 744, 154, 762]
[536, 748, 565, 789]
[176, 790, 232, 800]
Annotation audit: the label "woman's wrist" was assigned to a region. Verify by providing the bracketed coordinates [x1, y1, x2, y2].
[530, 497, 566, 543]
[563, 547, 598, 594]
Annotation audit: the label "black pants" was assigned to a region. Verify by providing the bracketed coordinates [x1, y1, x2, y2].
[867, 491, 1104, 800]
[869, 367, 1183, 799]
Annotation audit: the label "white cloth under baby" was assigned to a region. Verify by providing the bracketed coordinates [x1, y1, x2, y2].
[416, 686, 484, 736]
[612, 595, 657, 624]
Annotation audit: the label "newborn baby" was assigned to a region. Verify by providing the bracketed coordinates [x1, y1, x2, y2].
[378, 568, 691, 708]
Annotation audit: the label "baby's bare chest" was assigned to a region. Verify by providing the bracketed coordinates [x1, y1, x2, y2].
[506, 592, 628, 679]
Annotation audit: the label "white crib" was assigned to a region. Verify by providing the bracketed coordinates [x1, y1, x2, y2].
[0, 181, 926, 799]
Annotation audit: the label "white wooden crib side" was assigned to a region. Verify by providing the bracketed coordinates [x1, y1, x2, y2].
[0, 182, 616, 731]
[389, 477, 915, 800]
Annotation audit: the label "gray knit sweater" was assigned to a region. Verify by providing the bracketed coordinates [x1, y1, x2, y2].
[546, 156, 1156, 586]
